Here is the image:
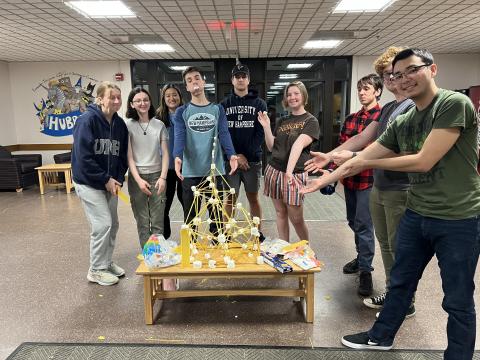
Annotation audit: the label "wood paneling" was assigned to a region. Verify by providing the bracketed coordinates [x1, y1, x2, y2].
[4, 144, 72, 152]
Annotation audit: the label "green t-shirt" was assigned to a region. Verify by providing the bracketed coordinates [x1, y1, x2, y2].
[378, 89, 480, 220]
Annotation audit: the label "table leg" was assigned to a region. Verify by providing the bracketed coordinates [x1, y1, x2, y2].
[37, 170, 45, 195]
[143, 276, 154, 325]
[305, 273, 314, 323]
[64, 169, 72, 194]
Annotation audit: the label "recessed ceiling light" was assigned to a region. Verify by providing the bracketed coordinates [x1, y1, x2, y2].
[333, 0, 395, 13]
[303, 40, 343, 49]
[279, 74, 298, 79]
[169, 65, 189, 71]
[134, 44, 175, 52]
[65, 1, 136, 18]
[287, 63, 312, 69]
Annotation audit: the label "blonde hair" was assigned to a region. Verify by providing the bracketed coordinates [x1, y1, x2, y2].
[282, 81, 308, 109]
[373, 46, 405, 76]
[95, 81, 121, 105]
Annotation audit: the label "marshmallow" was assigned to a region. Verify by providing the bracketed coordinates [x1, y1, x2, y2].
[229, 188, 236, 194]
[193, 260, 202, 268]
[252, 217, 260, 225]
[208, 260, 216, 268]
[256, 256, 264, 265]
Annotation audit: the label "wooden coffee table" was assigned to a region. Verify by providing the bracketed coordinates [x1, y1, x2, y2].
[136, 260, 321, 324]
[35, 163, 73, 195]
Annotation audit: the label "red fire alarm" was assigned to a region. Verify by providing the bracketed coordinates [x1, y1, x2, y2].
[115, 72, 124, 81]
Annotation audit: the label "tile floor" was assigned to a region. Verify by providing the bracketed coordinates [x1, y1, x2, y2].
[0, 182, 478, 359]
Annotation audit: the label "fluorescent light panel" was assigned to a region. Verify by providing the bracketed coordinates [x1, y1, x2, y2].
[279, 74, 298, 79]
[303, 40, 343, 49]
[170, 65, 189, 71]
[274, 82, 290, 86]
[287, 63, 312, 69]
[134, 44, 175, 52]
[65, 1, 136, 18]
[333, 0, 395, 12]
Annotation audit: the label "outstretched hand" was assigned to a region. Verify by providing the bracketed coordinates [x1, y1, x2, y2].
[304, 151, 331, 173]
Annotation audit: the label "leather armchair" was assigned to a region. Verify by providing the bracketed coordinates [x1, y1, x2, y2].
[0, 146, 42, 191]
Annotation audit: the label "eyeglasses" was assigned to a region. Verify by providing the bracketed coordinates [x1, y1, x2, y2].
[132, 99, 150, 104]
[391, 64, 431, 81]
[382, 72, 393, 81]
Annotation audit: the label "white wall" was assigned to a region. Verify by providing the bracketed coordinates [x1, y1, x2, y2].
[6, 60, 131, 163]
[8, 60, 131, 145]
[0, 61, 16, 146]
[350, 53, 480, 113]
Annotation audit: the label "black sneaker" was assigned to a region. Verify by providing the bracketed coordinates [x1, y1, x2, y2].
[358, 271, 373, 296]
[343, 258, 359, 274]
[341, 331, 392, 350]
[363, 291, 386, 309]
[375, 304, 416, 319]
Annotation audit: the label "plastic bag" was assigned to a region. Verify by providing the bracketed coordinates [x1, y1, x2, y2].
[143, 234, 181, 269]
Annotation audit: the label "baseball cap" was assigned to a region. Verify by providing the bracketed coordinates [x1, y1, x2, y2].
[232, 64, 249, 77]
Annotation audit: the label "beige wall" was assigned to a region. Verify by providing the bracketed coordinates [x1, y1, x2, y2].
[0, 61, 16, 146]
[350, 53, 480, 113]
[8, 60, 131, 145]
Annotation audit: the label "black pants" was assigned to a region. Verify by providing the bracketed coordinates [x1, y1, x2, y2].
[182, 176, 224, 236]
[163, 169, 183, 239]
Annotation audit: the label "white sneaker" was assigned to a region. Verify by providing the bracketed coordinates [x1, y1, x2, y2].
[87, 269, 119, 286]
[107, 262, 125, 277]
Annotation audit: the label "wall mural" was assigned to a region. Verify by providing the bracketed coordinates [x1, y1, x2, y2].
[33, 72, 99, 136]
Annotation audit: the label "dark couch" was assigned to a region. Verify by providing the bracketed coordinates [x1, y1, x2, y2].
[53, 151, 72, 183]
[0, 146, 42, 191]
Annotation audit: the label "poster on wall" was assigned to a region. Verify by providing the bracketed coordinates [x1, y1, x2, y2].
[33, 72, 99, 137]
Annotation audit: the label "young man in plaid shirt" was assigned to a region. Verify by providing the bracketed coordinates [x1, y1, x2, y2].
[337, 74, 383, 296]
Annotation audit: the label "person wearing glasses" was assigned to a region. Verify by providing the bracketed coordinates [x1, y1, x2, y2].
[305, 48, 480, 358]
[72, 82, 128, 286]
[304, 47, 416, 315]
[173, 66, 238, 238]
[156, 84, 184, 241]
[125, 88, 169, 251]
[221, 64, 267, 238]
[257, 81, 319, 242]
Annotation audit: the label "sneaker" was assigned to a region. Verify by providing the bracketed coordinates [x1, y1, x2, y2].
[341, 331, 392, 350]
[375, 305, 416, 319]
[364, 291, 387, 309]
[87, 269, 119, 286]
[343, 258, 359, 274]
[358, 271, 373, 296]
[107, 262, 125, 277]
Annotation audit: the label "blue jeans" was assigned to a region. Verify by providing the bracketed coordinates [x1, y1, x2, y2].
[344, 187, 375, 272]
[369, 209, 480, 360]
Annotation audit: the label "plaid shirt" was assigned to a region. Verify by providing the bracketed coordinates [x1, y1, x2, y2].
[337, 104, 381, 190]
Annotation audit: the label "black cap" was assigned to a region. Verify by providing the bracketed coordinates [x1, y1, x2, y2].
[232, 64, 249, 77]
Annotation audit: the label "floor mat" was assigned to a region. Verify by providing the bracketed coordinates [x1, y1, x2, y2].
[9, 342, 478, 360]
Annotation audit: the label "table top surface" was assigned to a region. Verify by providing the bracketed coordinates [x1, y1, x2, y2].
[136, 260, 321, 275]
[35, 163, 72, 170]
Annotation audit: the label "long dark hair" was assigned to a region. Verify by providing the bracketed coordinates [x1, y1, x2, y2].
[125, 87, 155, 121]
[155, 83, 183, 127]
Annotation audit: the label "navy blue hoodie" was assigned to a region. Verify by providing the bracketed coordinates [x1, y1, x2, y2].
[72, 104, 128, 190]
[221, 89, 267, 162]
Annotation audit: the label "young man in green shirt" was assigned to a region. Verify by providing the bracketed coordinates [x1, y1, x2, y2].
[303, 48, 480, 360]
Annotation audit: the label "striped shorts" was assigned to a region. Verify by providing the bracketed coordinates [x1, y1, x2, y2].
[263, 164, 308, 206]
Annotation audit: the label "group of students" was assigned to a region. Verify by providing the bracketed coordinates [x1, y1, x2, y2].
[70, 47, 479, 359]
[71, 62, 320, 287]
